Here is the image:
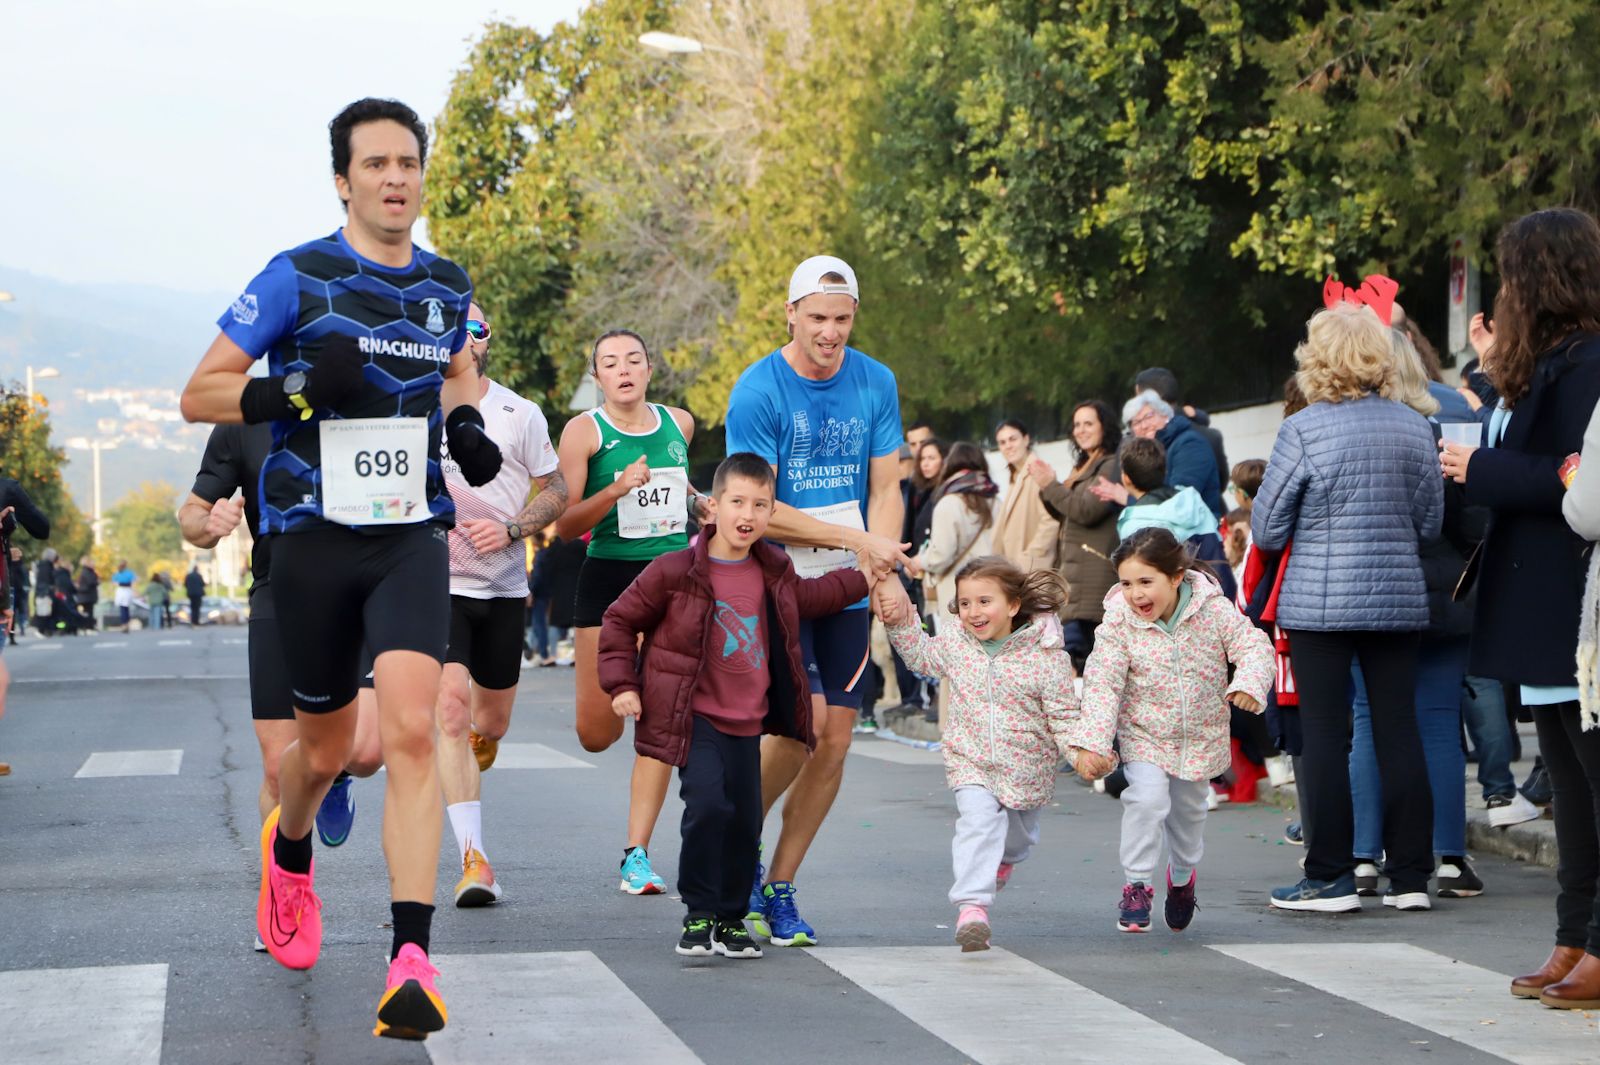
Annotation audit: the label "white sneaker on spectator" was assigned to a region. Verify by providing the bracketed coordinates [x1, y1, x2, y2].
[1264, 755, 1295, 787]
[1486, 792, 1540, 828]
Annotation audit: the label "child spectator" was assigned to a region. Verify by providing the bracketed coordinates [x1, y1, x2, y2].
[1115, 438, 1235, 602]
[598, 453, 869, 959]
[876, 557, 1079, 952]
[1069, 527, 1274, 933]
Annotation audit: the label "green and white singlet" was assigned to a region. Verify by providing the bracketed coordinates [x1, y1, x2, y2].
[582, 404, 691, 561]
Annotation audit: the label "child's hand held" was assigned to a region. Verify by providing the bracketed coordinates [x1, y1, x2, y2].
[1229, 691, 1263, 713]
[612, 691, 642, 719]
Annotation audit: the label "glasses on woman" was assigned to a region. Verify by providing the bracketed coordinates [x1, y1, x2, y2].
[465, 319, 491, 341]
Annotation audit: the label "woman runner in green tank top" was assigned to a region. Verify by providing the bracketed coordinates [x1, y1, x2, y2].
[555, 329, 698, 895]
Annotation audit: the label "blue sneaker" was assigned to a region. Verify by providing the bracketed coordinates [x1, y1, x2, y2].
[315, 773, 355, 847]
[745, 851, 769, 938]
[1270, 872, 1362, 913]
[761, 881, 816, 946]
[620, 846, 667, 895]
[1117, 882, 1153, 933]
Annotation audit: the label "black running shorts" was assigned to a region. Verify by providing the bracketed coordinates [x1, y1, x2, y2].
[799, 608, 872, 711]
[445, 595, 525, 690]
[573, 555, 652, 629]
[247, 582, 293, 721]
[270, 524, 449, 713]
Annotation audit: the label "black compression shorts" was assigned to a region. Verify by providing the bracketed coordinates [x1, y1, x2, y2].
[270, 524, 449, 713]
[573, 555, 652, 628]
[799, 609, 872, 711]
[247, 583, 293, 721]
[445, 595, 525, 690]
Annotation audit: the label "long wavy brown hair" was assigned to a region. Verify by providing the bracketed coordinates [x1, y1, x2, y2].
[1487, 208, 1600, 406]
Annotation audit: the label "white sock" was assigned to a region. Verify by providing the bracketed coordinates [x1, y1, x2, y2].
[447, 801, 483, 861]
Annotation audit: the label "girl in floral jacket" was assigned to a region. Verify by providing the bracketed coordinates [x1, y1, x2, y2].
[1070, 527, 1274, 934]
[877, 557, 1078, 953]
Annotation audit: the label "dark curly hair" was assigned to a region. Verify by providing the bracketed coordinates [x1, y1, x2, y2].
[1487, 207, 1600, 406]
[1069, 399, 1122, 468]
[330, 98, 428, 181]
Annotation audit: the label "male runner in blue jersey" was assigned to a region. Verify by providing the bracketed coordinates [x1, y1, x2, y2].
[725, 255, 908, 944]
[181, 97, 500, 1041]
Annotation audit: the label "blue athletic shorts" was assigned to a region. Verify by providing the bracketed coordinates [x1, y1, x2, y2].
[798, 608, 871, 711]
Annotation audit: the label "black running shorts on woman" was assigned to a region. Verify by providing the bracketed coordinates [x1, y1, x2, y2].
[573, 556, 652, 629]
[271, 525, 449, 712]
[446, 595, 525, 690]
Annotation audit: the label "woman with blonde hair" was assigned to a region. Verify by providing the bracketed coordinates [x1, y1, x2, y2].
[1253, 300, 1444, 914]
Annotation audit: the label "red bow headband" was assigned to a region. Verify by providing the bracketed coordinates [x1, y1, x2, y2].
[1323, 273, 1398, 327]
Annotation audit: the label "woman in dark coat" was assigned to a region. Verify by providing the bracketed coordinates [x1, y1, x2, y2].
[1441, 207, 1600, 1007]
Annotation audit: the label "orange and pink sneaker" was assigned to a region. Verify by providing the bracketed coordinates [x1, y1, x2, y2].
[955, 905, 991, 952]
[256, 806, 323, 970]
[374, 943, 448, 1040]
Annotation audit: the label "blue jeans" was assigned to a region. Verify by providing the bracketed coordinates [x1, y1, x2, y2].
[1460, 674, 1517, 801]
[529, 596, 553, 659]
[1350, 638, 1468, 859]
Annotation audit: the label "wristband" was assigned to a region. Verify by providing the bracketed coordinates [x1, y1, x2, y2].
[240, 376, 294, 425]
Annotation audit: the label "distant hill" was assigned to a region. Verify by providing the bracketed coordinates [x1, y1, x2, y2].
[0, 265, 235, 512]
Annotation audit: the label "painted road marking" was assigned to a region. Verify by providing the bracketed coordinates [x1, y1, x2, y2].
[1210, 942, 1595, 1063]
[75, 750, 184, 778]
[848, 741, 944, 766]
[157, 639, 193, 646]
[0, 963, 167, 1065]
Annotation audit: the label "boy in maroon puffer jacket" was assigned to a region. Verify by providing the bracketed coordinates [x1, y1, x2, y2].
[600, 453, 872, 959]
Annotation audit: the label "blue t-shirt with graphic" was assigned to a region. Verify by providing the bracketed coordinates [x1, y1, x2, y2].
[217, 229, 473, 535]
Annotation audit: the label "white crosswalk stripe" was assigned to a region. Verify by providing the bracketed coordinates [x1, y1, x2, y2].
[92, 642, 129, 650]
[21, 642, 61, 651]
[426, 952, 703, 1064]
[813, 946, 1243, 1063]
[848, 740, 943, 765]
[157, 638, 193, 646]
[75, 749, 183, 777]
[1210, 942, 1597, 1063]
[0, 963, 167, 1065]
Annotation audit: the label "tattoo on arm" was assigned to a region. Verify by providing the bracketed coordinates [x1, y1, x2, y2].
[517, 470, 569, 534]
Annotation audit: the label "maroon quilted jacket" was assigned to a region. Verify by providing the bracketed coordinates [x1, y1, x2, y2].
[598, 528, 869, 767]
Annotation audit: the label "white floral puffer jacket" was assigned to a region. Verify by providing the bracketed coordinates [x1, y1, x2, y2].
[1070, 571, 1275, 782]
[887, 617, 1079, 810]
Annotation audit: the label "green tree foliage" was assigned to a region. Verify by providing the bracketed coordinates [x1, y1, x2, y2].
[104, 481, 183, 578]
[0, 388, 91, 562]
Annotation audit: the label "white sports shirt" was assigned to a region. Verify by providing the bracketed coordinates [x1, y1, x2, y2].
[443, 379, 559, 599]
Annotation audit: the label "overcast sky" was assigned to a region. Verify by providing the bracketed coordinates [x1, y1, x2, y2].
[0, 0, 585, 295]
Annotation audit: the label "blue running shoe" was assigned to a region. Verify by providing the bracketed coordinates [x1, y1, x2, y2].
[316, 773, 355, 847]
[1269, 872, 1362, 913]
[745, 851, 769, 939]
[619, 846, 666, 895]
[761, 881, 816, 946]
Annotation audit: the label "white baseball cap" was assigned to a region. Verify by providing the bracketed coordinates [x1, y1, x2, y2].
[787, 255, 859, 305]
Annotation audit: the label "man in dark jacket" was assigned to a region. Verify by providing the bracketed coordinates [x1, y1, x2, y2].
[598, 453, 870, 956]
[184, 566, 206, 627]
[1123, 390, 1225, 517]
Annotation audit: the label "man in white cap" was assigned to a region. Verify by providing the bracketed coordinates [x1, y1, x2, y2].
[724, 254, 908, 945]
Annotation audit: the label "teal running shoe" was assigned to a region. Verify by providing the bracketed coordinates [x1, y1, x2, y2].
[620, 846, 667, 895]
[315, 772, 355, 847]
[762, 881, 816, 946]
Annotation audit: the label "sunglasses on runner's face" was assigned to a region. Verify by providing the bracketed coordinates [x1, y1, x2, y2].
[465, 319, 491, 341]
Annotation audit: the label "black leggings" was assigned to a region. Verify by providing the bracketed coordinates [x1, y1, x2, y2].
[1533, 701, 1600, 955]
[1286, 629, 1432, 892]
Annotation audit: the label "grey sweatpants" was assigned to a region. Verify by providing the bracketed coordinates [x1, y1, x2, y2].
[1120, 761, 1210, 885]
[949, 785, 1042, 908]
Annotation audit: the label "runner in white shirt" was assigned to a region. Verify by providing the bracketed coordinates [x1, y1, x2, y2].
[436, 303, 568, 905]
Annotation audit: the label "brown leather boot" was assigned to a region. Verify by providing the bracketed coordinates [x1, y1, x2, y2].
[1540, 952, 1600, 1009]
[0, 762, 10, 776]
[1511, 945, 1583, 998]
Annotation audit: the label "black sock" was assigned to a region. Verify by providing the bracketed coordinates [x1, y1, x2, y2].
[391, 901, 435, 961]
[273, 826, 313, 875]
[622, 845, 642, 869]
[333, 769, 351, 784]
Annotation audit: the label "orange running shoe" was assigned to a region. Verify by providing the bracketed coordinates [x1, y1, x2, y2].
[374, 943, 447, 1040]
[256, 806, 323, 970]
[454, 847, 503, 908]
[468, 729, 499, 773]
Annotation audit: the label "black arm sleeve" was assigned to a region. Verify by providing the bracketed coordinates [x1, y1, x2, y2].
[0, 477, 50, 539]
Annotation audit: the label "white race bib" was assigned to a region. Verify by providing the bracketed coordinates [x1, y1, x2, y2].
[615, 466, 690, 539]
[788, 500, 865, 579]
[319, 418, 430, 526]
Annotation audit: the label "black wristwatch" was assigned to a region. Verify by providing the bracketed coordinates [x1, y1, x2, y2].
[505, 521, 525, 541]
[283, 371, 312, 421]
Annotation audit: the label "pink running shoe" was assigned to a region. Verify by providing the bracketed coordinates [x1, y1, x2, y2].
[375, 943, 448, 1040]
[956, 905, 991, 952]
[256, 807, 323, 970]
[995, 862, 1016, 892]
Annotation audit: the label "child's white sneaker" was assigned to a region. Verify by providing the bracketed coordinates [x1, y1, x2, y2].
[955, 906, 991, 952]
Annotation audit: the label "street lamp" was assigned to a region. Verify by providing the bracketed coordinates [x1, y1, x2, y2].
[637, 31, 742, 57]
[26, 366, 60, 406]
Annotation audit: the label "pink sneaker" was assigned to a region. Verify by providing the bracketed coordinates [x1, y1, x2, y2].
[996, 862, 1016, 891]
[256, 807, 323, 971]
[375, 943, 448, 1040]
[956, 905, 991, 952]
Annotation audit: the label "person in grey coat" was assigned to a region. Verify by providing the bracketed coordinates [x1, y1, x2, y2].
[1252, 302, 1444, 914]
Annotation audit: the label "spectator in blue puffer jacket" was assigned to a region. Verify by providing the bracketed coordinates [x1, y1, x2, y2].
[1252, 302, 1444, 915]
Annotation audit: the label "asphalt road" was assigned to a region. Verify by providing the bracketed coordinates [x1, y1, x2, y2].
[0, 626, 1593, 1065]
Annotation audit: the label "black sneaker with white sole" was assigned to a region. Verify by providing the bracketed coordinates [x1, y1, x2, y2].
[676, 915, 715, 957]
[1353, 862, 1383, 897]
[1435, 857, 1484, 898]
[712, 917, 763, 958]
